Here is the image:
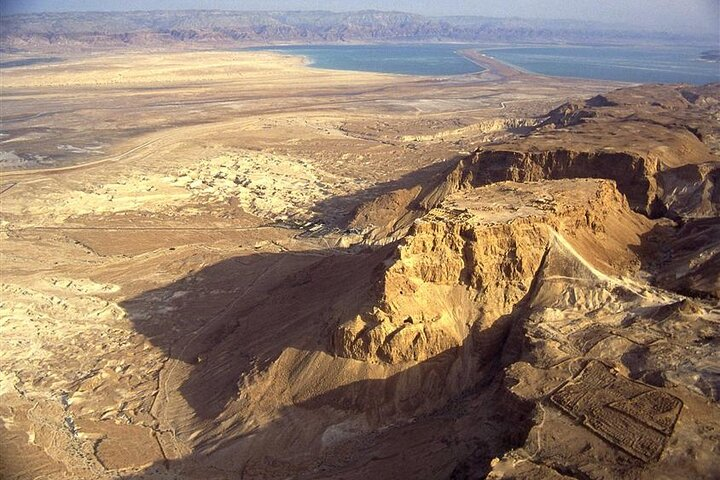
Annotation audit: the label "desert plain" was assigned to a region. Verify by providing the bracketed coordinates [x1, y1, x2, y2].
[0, 48, 719, 479]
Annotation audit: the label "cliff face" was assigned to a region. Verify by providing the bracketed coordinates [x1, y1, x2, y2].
[455, 149, 665, 216]
[659, 162, 720, 219]
[335, 179, 650, 366]
[37, 83, 712, 479]
[172, 176, 661, 469]
[352, 85, 718, 238]
[275, 85, 717, 478]
[180, 141, 718, 478]
[347, 84, 720, 304]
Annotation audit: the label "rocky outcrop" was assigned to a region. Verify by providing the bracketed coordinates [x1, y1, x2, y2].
[659, 161, 720, 220]
[334, 179, 651, 365]
[349, 84, 720, 254]
[455, 148, 666, 216]
[538, 101, 598, 128]
[57, 83, 713, 479]
[399, 118, 535, 143]
[647, 217, 720, 298]
[348, 147, 666, 242]
[334, 216, 547, 364]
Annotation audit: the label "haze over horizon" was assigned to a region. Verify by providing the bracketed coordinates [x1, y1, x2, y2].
[2, 0, 719, 36]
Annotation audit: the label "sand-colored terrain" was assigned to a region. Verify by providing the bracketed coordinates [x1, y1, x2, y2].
[1, 49, 718, 479]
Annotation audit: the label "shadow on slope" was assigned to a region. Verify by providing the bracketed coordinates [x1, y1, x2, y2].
[121, 244, 396, 420]
[631, 217, 720, 299]
[118, 242, 537, 478]
[309, 157, 459, 231]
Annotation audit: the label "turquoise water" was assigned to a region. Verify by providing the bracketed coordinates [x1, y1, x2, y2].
[252, 44, 484, 76]
[486, 45, 720, 85]
[254, 44, 719, 84]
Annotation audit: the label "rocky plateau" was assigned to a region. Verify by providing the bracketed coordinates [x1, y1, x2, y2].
[0, 49, 718, 480]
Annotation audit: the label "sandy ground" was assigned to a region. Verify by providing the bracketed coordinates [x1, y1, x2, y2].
[0, 49, 656, 479]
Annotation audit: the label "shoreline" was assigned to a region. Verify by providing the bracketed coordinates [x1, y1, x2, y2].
[459, 48, 644, 87]
[246, 45, 490, 78]
[457, 49, 530, 80]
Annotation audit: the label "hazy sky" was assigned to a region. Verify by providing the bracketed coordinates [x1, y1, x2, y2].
[2, 0, 719, 35]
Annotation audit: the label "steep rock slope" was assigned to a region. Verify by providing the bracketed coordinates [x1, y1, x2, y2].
[351, 85, 719, 236]
[335, 179, 650, 365]
[487, 236, 720, 479]
[4, 84, 716, 479]
[348, 84, 720, 300]
[110, 177, 669, 479]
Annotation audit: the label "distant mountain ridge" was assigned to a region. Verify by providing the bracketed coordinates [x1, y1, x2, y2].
[0, 10, 713, 52]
